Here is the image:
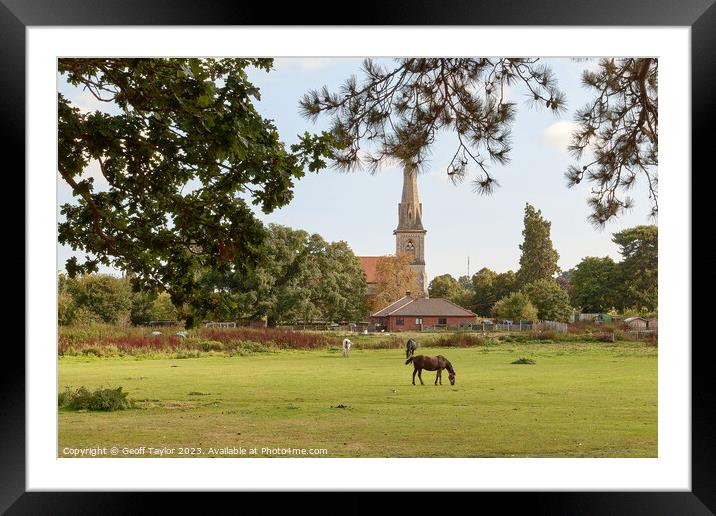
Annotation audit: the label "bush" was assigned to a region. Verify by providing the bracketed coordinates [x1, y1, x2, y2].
[236, 341, 271, 354]
[198, 327, 341, 349]
[198, 340, 224, 352]
[511, 357, 536, 364]
[58, 386, 133, 411]
[432, 333, 488, 348]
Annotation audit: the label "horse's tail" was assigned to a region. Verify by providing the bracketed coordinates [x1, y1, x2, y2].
[405, 356, 414, 365]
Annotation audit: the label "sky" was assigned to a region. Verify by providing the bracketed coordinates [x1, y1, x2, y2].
[57, 57, 655, 281]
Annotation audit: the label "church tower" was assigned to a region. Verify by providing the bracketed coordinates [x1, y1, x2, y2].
[394, 163, 428, 296]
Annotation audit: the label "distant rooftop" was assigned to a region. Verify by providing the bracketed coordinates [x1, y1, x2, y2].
[357, 256, 383, 283]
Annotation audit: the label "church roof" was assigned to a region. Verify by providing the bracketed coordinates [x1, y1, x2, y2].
[371, 294, 476, 318]
[357, 256, 383, 283]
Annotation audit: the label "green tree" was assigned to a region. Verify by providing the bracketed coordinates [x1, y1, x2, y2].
[522, 278, 573, 322]
[556, 268, 574, 295]
[612, 225, 658, 311]
[57, 292, 76, 326]
[58, 58, 333, 327]
[492, 271, 519, 303]
[130, 291, 155, 325]
[566, 58, 658, 225]
[63, 274, 133, 325]
[492, 292, 538, 322]
[471, 267, 498, 315]
[152, 292, 179, 321]
[428, 274, 462, 300]
[471, 268, 518, 315]
[452, 289, 475, 311]
[570, 257, 618, 312]
[428, 274, 472, 309]
[517, 204, 560, 286]
[205, 225, 367, 326]
[311, 237, 370, 322]
[457, 275, 474, 292]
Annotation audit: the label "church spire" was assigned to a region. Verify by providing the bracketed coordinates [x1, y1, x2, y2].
[394, 163, 428, 296]
[396, 163, 424, 231]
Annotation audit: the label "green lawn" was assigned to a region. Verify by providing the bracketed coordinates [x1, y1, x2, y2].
[58, 343, 657, 458]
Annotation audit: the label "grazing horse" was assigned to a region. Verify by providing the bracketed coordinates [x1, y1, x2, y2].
[405, 355, 456, 386]
[405, 339, 418, 359]
[342, 338, 352, 357]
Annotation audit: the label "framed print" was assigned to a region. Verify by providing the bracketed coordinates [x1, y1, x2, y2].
[6, 0, 712, 513]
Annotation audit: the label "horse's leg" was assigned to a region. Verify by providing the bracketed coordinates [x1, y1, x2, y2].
[436, 369, 441, 385]
[418, 369, 424, 385]
[412, 367, 417, 386]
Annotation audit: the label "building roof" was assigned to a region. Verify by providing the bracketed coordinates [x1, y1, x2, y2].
[624, 317, 648, 323]
[357, 256, 382, 283]
[370, 295, 415, 317]
[371, 294, 476, 318]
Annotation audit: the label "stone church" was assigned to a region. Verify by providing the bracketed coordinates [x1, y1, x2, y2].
[358, 163, 428, 297]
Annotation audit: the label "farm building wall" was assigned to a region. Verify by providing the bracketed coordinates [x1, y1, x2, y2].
[374, 315, 475, 331]
[624, 318, 649, 329]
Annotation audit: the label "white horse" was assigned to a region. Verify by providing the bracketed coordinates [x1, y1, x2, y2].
[342, 338, 352, 357]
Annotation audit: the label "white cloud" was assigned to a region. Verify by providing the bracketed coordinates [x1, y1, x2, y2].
[542, 121, 579, 153]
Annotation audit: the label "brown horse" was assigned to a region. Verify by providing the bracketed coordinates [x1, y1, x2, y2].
[405, 355, 456, 386]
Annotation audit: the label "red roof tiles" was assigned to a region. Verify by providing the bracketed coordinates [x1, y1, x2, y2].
[357, 256, 382, 283]
[371, 295, 476, 318]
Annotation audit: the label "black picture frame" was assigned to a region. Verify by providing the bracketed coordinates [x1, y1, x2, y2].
[6, 0, 709, 513]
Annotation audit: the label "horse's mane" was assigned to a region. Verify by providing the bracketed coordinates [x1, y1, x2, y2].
[444, 359, 454, 373]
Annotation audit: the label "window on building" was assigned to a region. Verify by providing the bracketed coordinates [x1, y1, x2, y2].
[396, 318, 404, 326]
[416, 318, 422, 325]
[438, 317, 447, 325]
[405, 240, 415, 251]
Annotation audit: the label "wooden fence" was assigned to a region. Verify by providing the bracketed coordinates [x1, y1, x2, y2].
[541, 320, 568, 333]
[204, 321, 236, 328]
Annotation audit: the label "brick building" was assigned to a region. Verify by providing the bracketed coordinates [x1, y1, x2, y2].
[370, 292, 477, 331]
[357, 256, 381, 298]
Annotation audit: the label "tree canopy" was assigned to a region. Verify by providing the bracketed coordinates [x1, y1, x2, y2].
[58, 58, 332, 326]
[517, 204, 560, 286]
[471, 268, 518, 316]
[565, 58, 658, 225]
[428, 274, 462, 300]
[301, 57, 658, 224]
[569, 257, 618, 313]
[612, 225, 658, 311]
[59, 273, 132, 326]
[200, 224, 368, 326]
[491, 292, 538, 322]
[300, 58, 564, 194]
[522, 278, 573, 322]
[428, 274, 472, 309]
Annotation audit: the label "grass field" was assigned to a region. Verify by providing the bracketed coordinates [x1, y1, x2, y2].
[58, 342, 657, 458]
